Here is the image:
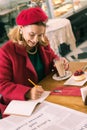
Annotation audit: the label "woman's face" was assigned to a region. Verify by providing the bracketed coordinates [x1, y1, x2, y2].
[21, 24, 46, 47]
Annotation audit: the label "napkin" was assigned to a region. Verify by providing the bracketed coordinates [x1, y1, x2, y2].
[51, 86, 81, 96]
[80, 86, 87, 104]
[64, 72, 87, 86]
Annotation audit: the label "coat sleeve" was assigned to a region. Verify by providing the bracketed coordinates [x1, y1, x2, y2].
[0, 47, 30, 104]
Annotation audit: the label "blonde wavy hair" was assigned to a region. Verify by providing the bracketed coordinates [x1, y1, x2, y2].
[8, 26, 27, 46]
[8, 23, 49, 47]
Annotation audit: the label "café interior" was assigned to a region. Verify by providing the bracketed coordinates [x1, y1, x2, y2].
[0, 0, 87, 62]
[0, 1, 87, 128]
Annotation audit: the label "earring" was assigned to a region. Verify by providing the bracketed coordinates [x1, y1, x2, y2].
[19, 28, 23, 41]
[20, 29, 22, 35]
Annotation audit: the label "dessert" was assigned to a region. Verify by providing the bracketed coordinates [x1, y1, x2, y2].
[73, 70, 86, 81]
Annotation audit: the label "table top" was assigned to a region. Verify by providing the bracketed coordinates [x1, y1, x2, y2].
[46, 18, 70, 32]
[46, 18, 76, 54]
[39, 62, 87, 114]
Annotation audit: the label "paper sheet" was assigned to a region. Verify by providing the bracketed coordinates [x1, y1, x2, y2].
[81, 86, 87, 102]
[1, 101, 87, 130]
[4, 91, 50, 116]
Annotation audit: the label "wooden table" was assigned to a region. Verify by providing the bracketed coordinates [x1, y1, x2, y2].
[39, 62, 87, 114]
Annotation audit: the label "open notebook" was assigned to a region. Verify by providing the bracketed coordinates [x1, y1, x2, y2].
[4, 91, 50, 117]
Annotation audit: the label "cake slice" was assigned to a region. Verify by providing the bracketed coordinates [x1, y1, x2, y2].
[73, 70, 86, 81]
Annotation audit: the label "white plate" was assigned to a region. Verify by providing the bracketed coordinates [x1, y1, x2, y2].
[64, 72, 87, 86]
[52, 71, 72, 81]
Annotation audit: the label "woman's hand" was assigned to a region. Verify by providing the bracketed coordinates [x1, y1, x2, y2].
[53, 57, 69, 71]
[60, 57, 69, 70]
[26, 85, 44, 100]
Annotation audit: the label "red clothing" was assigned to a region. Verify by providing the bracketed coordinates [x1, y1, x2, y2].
[0, 41, 59, 117]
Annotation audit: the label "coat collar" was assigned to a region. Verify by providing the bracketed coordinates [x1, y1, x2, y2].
[14, 43, 38, 82]
[14, 43, 50, 80]
[14, 44, 27, 57]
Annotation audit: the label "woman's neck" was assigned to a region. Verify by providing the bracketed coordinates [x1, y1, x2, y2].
[26, 46, 37, 55]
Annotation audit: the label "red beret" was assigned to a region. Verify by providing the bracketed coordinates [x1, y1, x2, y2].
[16, 7, 48, 26]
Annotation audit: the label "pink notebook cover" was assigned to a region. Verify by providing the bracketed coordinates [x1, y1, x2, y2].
[50, 86, 81, 96]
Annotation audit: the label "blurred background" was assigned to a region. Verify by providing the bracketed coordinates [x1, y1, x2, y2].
[0, 0, 87, 61]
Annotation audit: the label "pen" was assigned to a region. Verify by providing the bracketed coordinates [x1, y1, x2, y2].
[53, 90, 62, 93]
[28, 78, 37, 87]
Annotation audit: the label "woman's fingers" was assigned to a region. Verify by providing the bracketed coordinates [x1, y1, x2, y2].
[61, 57, 69, 70]
[30, 85, 44, 100]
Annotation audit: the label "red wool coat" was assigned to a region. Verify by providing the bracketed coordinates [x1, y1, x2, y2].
[0, 41, 59, 117]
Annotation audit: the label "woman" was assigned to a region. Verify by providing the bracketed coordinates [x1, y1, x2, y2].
[0, 7, 69, 118]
